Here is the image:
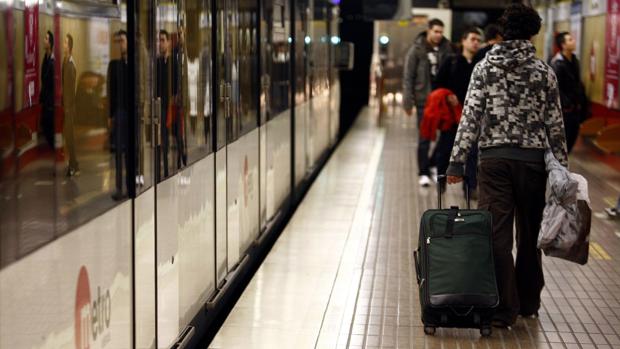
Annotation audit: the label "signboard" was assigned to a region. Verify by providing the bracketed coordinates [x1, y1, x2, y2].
[23, 4, 39, 108]
[88, 19, 111, 75]
[554, 2, 571, 22]
[583, 0, 607, 16]
[604, 0, 620, 108]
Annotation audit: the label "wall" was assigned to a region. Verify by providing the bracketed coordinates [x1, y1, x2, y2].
[534, 0, 619, 120]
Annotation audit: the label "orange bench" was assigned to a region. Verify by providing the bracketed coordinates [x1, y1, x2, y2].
[593, 124, 620, 154]
[580, 117, 606, 138]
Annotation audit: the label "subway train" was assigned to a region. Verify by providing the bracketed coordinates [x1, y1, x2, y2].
[0, 0, 342, 348]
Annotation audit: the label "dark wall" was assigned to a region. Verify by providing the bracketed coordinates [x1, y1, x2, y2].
[339, 1, 373, 137]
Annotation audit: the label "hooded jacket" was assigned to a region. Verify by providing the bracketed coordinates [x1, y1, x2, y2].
[402, 31, 453, 110]
[447, 40, 568, 176]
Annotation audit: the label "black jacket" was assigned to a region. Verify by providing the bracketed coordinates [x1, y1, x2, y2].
[435, 53, 476, 104]
[550, 52, 589, 121]
[40, 53, 55, 111]
[402, 31, 453, 109]
[107, 58, 129, 116]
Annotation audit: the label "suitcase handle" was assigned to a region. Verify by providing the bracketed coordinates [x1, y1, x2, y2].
[413, 250, 421, 284]
[437, 175, 471, 210]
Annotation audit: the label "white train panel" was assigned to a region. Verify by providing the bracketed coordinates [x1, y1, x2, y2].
[310, 91, 331, 165]
[330, 81, 340, 145]
[266, 110, 292, 218]
[227, 129, 260, 269]
[259, 125, 268, 229]
[155, 174, 180, 348]
[134, 189, 156, 349]
[294, 101, 310, 186]
[215, 150, 228, 283]
[177, 156, 216, 325]
[0, 202, 132, 349]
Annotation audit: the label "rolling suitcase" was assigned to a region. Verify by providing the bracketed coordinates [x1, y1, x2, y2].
[413, 176, 498, 336]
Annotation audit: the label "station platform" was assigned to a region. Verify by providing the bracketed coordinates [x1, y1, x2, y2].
[209, 108, 620, 349]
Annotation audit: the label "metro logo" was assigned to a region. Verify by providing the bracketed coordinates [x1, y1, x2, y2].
[74, 266, 112, 349]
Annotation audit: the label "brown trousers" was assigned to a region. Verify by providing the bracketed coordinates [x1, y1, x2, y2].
[477, 158, 547, 325]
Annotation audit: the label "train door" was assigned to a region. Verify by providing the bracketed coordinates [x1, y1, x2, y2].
[215, 0, 260, 288]
[259, 0, 292, 228]
[136, 0, 216, 347]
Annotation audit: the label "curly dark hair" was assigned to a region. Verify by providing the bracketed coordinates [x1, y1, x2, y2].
[499, 3, 542, 41]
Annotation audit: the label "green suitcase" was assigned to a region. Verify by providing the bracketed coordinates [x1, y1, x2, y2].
[413, 177, 499, 336]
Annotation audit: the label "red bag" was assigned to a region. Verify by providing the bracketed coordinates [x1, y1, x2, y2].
[166, 102, 175, 129]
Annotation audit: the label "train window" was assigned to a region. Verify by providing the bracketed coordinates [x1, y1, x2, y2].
[0, 1, 133, 267]
[261, 0, 291, 122]
[294, 0, 309, 106]
[238, 1, 259, 136]
[155, 0, 213, 180]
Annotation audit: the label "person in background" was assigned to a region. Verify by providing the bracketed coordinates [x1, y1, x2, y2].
[474, 23, 503, 64]
[40, 30, 55, 151]
[62, 33, 79, 177]
[107, 30, 131, 200]
[157, 29, 172, 179]
[434, 27, 481, 188]
[447, 4, 568, 328]
[551, 31, 589, 153]
[402, 18, 453, 187]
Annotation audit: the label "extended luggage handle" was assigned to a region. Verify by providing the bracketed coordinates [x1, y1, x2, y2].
[437, 175, 471, 210]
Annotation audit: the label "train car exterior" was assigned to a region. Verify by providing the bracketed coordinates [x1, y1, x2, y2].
[0, 0, 341, 348]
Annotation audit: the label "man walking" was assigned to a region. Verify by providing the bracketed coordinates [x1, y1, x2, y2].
[474, 23, 502, 64]
[402, 18, 453, 187]
[447, 4, 568, 328]
[433, 27, 481, 185]
[551, 32, 589, 153]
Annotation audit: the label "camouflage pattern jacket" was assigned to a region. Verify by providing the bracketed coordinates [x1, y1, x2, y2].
[447, 40, 568, 177]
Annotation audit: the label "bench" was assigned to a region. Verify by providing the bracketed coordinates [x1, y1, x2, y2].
[580, 117, 606, 138]
[593, 124, 620, 154]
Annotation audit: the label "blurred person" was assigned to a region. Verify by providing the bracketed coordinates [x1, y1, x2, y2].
[446, 4, 568, 328]
[474, 23, 503, 64]
[551, 32, 589, 153]
[434, 27, 481, 194]
[40, 30, 55, 150]
[62, 33, 79, 177]
[157, 29, 172, 178]
[107, 30, 131, 200]
[402, 18, 453, 187]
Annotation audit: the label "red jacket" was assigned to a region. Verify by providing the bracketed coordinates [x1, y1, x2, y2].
[420, 88, 462, 141]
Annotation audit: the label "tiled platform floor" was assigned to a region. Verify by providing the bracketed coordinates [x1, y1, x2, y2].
[209, 108, 620, 349]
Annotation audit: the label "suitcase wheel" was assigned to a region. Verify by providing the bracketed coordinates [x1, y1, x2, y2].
[424, 326, 436, 335]
[480, 326, 492, 337]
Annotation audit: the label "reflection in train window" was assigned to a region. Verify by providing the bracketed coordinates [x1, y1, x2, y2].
[156, 0, 213, 180]
[0, 1, 132, 267]
[261, 0, 291, 121]
[238, 1, 259, 136]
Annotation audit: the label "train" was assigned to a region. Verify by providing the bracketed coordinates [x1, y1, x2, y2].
[0, 0, 342, 348]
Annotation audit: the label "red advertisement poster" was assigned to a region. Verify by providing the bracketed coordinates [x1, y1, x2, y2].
[23, 4, 39, 108]
[605, 0, 620, 109]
